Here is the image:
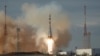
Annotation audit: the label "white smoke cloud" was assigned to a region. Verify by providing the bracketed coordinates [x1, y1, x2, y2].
[18, 2, 71, 52]
[18, 2, 70, 30]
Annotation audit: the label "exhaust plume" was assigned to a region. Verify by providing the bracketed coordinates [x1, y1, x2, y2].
[0, 2, 71, 54]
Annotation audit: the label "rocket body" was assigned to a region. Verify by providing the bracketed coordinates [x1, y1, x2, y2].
[48, 14, 52, 38]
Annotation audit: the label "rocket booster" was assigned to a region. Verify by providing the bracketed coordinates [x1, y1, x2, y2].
[48, 14, 52, 38]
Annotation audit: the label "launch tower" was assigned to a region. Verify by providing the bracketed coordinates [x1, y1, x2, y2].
[83, 5, 91, 48]
[3, 0, 7, 53]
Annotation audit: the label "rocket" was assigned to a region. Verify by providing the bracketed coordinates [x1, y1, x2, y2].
[48, 14, 52, 38]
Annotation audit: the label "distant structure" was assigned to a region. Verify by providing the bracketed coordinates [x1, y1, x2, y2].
[75, 5, 100, 56]
[3, 0, 7, 53]
[76, 48, 100, 56]
[16, 26, 20, 52]
[83, 5, 91, 48]
[48, 14, 53, 38]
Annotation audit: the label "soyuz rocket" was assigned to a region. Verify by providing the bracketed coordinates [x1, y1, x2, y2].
[48, 14, 52, 38]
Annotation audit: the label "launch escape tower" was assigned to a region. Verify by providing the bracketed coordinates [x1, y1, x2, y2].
[83, 5, 91, 48]
[48, 14, 53, 38]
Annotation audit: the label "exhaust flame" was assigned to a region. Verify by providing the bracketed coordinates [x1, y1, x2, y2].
[45, 38, 54, 54]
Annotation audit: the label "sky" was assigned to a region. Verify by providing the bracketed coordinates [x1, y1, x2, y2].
[0, 0, 100, 51]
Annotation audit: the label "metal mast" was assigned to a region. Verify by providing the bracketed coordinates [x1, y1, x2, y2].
[16, 26, 20, 52]
[83, 5, 91, 48]
[83, 5, 87, 48]
[84, 5, 87, 36]
[48, 14, 52, 38]
[3, 0, 7, 53]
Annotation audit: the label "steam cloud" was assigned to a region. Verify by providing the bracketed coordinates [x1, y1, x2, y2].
[0, 2, 71, 54]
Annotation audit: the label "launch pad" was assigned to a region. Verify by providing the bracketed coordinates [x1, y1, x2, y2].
[0, 52, 67, 56]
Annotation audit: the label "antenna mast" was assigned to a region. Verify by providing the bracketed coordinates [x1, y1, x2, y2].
[3, 0, 7, 53]
[84, 5, 87, 36]
[16, 26, 20, 52]
[83, 5, 91, 48]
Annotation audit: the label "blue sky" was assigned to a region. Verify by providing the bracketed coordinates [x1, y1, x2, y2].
[0, 0, 100, 51]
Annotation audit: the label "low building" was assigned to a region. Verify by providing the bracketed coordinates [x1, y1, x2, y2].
[76, 48, 100, 56]
[58, 51, 67, 55]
